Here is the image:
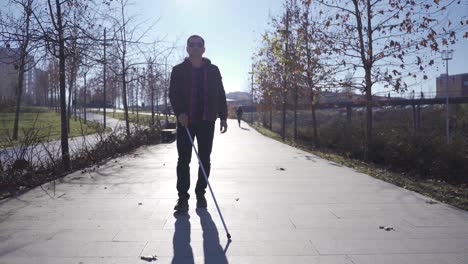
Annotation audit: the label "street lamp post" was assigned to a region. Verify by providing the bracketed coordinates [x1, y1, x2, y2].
[278, 10, 290, 141]
[441, 48, 453, 144]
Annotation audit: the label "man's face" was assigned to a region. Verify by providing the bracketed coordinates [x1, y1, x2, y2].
[186, 37, 205, 58]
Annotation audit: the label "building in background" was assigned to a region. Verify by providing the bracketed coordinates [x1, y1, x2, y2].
[0, 47, 36, 104]
[436, 73, 468, 98]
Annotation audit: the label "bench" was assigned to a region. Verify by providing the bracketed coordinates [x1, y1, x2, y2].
[161, 121, 177, 142]
[161, 128, 176, 142]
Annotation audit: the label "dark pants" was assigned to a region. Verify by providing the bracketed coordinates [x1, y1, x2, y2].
[176, 121, 215, 200]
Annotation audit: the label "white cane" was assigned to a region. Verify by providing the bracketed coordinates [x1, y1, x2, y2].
[184, 126, 232, 240]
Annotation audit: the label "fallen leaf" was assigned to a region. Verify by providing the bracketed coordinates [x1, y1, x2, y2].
[140, 255, 157, 262]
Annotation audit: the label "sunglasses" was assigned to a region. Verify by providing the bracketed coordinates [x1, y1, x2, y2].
[188, 42, 204, 48]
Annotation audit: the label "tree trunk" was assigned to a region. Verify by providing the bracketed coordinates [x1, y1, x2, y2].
[136, 76, 139, 125]
[150, 66, 155, 126]
[346, 105, 352, 150]
[308, 82, 319, 147]
[13, 62, 26, 141]
[103, 28, 107, 129]
[164, 61, 168, 123]
[281, 97, 286, 141]
[12, 3, 32, 141]
[73, 76, 77, 122]
[67, 67, 73, 133]
[83, 72, 87, 124]
[365, 81, 372, 160]
[122, 70, 130, 136]
[55, 82, 59, 113]
[311, 100, 318, 148]
[151, 84, 155, 125]
[120, 1, 130, 136]
[269, 106, 272, 130]
[55, 0, 71, 170]
[156, 82, 159, 124]
[364, 0, 374, 161]
[353, 0, 373, 161]
[48, 82, 52, 110]
[112, 75, 116, 118]
[293, 85, 298, 141]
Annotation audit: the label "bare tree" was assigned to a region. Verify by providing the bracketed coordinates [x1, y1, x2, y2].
[295, 0, 334, 146]
[253, 30, 284, 131]
[32, 0, 101, 170]
[314, 0, 467, 159]
[106, 0, 160, 135]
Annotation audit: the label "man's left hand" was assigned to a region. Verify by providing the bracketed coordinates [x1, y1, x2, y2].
[220, 120, 228, 133]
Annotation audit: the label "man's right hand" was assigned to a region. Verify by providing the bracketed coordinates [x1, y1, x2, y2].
[178, 113, 188, 127]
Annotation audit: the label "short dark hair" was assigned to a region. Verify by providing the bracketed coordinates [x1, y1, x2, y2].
[187, 35, 205, 46]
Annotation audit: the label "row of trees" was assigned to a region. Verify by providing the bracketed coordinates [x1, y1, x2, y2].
[252, 0, 467, 160]
[0, 0, 175, 170]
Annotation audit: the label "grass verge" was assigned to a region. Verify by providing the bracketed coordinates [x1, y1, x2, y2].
[91, 110, 176, 125]
[0, 107, 109, 147]
[250, 123, 468, 211]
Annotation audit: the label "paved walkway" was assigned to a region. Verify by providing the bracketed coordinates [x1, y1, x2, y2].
[1, 119, 467, 263]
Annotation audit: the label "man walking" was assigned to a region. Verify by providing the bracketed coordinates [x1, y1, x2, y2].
[169, 35, 228, 211]
[236, 106, 243, 127]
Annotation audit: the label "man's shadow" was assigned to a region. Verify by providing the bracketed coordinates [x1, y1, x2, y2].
[171, 212, 195, 264]
[196, 208, 229, 264]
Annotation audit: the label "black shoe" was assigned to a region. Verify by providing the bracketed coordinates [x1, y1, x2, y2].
[196, 196, 207, 208]
[174, 199, 189, 211]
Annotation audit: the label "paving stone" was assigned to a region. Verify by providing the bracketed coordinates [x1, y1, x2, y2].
[1, 119, 467, 263]
[312, 238, 468, 255]
[350, 253, 467, 264]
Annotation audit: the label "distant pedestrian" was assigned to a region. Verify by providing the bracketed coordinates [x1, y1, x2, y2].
[169, 35, 228, 211]
[236, 106, 243, 127]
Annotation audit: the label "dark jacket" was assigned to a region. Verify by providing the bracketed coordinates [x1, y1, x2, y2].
[169, 58, 227, 123]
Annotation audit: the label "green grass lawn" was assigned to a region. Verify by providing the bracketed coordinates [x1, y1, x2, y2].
[97, 110, 176, 125]
[0, 107, 108, 147]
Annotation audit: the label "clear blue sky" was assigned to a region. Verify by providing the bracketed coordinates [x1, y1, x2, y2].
[132, 0, 467, 96]
[132, 0, 284, 94]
